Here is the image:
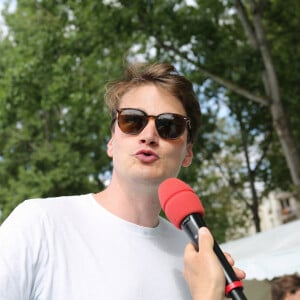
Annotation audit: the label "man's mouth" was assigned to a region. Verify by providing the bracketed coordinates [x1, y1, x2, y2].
[135, 150, 159, 163]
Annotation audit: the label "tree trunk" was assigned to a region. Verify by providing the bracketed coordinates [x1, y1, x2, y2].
[236, 0, 300, 197]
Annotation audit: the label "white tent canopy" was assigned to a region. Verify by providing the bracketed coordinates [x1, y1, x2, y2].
[220, 219, 300, 281]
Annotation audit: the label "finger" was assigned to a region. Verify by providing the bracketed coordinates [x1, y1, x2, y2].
[224, 252, 234, 266]
[232, 267, 246, 280]
[223, 253, 246, 280]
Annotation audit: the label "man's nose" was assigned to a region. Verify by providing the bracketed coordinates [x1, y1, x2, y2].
[139, 119, 159, 145]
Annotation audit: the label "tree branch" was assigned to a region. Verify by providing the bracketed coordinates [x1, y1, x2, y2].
[234, 0, 259, 49]
[156, 39, 269, 106]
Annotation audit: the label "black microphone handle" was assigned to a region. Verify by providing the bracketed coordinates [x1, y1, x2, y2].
[181, 214, 247, 300]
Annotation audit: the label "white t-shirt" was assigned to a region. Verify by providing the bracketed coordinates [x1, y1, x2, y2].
[0, 194, 192, 300]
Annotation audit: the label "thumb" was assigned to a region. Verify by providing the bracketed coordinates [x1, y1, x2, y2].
[198, 227, 214, 251]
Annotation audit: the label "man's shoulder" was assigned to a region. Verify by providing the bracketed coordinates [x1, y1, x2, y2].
[19, 193, 91, 212]
[28, 193, 92, 205]
[2, 194, 93, 227]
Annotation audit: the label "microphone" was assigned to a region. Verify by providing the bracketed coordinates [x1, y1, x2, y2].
[158, 178, 247, 300]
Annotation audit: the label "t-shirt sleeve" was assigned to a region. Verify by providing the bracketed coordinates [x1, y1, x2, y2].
[0, 200, 47, 300]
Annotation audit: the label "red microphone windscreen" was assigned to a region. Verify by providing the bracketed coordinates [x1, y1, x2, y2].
[158, 178, 204, 229]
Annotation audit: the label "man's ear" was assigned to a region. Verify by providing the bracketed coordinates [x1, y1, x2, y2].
[182, 143, 193, 167]
[107, 136, 114, 158]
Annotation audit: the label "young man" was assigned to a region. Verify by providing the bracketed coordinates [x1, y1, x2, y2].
[0, 62, 244, 299]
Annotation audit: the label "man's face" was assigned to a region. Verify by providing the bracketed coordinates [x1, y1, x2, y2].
[107, 84, 193, 186]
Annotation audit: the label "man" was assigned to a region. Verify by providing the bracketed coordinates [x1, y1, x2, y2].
[0, 62, 244, 299]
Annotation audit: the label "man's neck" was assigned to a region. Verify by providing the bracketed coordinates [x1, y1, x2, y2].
[93, 178, 161, 227]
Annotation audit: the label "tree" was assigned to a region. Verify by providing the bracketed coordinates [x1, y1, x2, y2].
[122, 0, 300, 232]
[1, 0, 299, 239]
[0, 0, 134, 221]
[228, 97, 273, 232]
[234, 0, 300, 195]
[127, 0, 300, 196]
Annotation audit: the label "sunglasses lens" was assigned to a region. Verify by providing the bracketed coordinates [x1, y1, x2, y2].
[118, 110, 147, 134]
[156, 114, 186, 139]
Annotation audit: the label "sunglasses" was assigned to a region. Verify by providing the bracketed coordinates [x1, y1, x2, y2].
[112, 108, 191, 140]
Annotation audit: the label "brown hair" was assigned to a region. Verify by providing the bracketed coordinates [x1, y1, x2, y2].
[271, 275, 300, 300]
[105, 62, 201, 143]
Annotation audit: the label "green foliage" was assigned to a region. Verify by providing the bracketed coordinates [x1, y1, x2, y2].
[0, 0, 133, 222]
[126, 0, 300, 235]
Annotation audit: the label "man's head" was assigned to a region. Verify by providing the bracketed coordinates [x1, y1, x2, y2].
[105, 62, 201, 143]
[271, 275, 300, 300]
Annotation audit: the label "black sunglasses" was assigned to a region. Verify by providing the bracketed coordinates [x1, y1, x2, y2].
[112, 108, 191, 140]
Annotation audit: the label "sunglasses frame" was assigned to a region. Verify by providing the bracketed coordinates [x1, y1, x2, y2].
[112, 108, 191, 140]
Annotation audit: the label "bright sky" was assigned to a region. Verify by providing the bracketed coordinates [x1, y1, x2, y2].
[0, 0, 16, 36]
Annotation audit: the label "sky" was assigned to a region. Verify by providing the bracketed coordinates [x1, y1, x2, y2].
[0, 0, 16, 36]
